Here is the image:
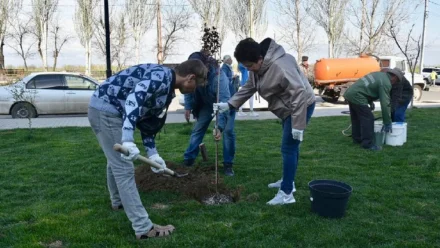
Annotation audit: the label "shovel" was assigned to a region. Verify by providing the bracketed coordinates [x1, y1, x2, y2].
[113, 143, 188, 178]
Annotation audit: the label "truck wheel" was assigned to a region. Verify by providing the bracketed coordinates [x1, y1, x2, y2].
[321, 95, 339, 103]
[413, 85, 422, 101]
[11, 102, 37, 119]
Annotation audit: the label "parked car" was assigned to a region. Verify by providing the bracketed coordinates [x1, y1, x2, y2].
[421, 67, 440, 86]
[0, 72, 99, 118]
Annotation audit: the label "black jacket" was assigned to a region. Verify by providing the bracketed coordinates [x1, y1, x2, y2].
[391, 77, 413, 111]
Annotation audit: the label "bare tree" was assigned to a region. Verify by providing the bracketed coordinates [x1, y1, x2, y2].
[309, 0, 349, 58]
[51, 18, 73, 71]
[112, 12, 131, 71]
[74, 0, 99, 76]
[93, 1, 117, 62]
[226, 0, 268, 40]
[188, 0, 222, 27]
[388, 20, 421, 108]
[161, 0, 193, 62]
[0, 0, 22, 70]
[275, 0, 315, 62]
[345, 0, 409, 55]
[125, 0, 156, 64]
[7, 15, 36, 70]
[31, 0, 59, 71]
[188, 0, 228, 48]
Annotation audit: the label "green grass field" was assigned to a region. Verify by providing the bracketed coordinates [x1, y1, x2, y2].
[1, 109, 439, 247]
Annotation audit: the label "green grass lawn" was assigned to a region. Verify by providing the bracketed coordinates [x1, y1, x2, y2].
[1, 109, 439, 247]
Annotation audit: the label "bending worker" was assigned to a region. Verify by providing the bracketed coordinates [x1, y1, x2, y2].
[343, 68, 402, 151]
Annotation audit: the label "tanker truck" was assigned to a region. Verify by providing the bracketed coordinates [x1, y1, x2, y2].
[314, 54, 427, 102]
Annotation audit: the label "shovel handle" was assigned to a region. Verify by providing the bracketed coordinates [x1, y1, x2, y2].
[113, 144, 176, 176]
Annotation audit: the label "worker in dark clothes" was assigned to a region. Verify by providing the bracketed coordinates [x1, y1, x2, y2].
[343, 69, 402, 151]
[391, 68, 413, 122]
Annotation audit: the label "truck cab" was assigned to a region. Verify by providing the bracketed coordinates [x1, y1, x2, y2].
[378, 56, 426, 101]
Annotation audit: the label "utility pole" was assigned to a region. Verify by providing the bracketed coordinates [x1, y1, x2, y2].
[104, 0, 112, 78]
[419, 0, 428, 72]
[249, 0, 253, 38]
[156, 0, 163, 64]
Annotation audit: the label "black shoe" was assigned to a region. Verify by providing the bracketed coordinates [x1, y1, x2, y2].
[223, 163, 234, 176]
[182, 159, 195, 167]
[368, 145, 382, 151]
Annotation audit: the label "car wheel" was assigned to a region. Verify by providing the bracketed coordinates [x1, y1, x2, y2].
[413, 85, 422, 101]
[11, 102, 37, 119]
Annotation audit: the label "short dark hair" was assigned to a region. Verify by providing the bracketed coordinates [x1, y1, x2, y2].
[234, 38, 261, 63]
[174, 59, 208, 86]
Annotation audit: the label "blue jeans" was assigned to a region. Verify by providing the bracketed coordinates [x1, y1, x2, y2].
[392, 100, 410, 122]
[184, 106, 236, 164]
[280, 103, 315, 194]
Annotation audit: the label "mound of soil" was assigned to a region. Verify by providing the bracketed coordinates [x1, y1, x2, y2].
[135, 161, 240, 204]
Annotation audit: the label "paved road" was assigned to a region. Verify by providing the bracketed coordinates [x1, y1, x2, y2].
[1, 92, 439, 130]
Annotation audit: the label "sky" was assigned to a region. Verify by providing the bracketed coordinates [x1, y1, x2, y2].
[4, 0, 440, 69]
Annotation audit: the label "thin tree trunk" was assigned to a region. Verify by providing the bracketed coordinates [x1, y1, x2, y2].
[53, 51, 58, 71]
[360, 0, 366, 54]
[295, 0, 301, 61]
[156, 0, 163, 64]
[0, 39, 4, 69]
[135, 32, 141, 64]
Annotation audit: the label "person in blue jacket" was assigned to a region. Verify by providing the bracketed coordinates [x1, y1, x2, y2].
[183, 50, 236, 176]
[88, 60, 208, 239]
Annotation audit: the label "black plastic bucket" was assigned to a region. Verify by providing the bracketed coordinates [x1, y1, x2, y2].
[308, 179, 353, 218]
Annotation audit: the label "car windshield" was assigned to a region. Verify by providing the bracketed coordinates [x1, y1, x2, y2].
[423, 68, 433, 73]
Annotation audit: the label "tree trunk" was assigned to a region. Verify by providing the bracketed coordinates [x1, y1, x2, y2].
[85, 40, 92, 76]
[53, 51, 58, 71]
[135, 32, 141, 64]
[42, 22, 48, 71]
[0, 38, 4, 70]
[156, 0, 163, 64]
[296, 0, 301, 62]
[328, 39, 333, 58]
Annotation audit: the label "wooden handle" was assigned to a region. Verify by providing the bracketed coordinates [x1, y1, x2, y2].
[113, 144, 176, 176]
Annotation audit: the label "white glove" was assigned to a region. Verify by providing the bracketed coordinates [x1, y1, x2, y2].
[121, 142, 140, 161]
[149, 154, 166, 174]
[213, 102, 230, 113]
[291, 129, 304, 141]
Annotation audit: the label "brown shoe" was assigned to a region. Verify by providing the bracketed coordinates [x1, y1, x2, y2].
[111, 205, 123, 211]
[136, 224, 175, 240]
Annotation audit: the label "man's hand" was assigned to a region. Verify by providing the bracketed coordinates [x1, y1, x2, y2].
[121, 142, 140, 161]
[213, 128, 222, 141]
[184, 110, 191, 123]
[382, 124, 392, 133]
[291, 129, 304, 141]
[213, 102, 229, 113]
[369, 102, 375, 111]
[149, 154, 166, 174]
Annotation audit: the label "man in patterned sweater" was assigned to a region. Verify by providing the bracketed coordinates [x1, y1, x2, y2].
[88, 60, 207, 240]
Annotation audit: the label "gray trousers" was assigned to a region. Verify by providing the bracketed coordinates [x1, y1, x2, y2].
[88, 107, 153, 235]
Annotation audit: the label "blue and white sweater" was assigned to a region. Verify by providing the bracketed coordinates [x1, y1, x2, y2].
[89, 64, 175, 157]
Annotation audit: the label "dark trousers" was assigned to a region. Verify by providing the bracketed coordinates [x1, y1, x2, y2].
[349, 102, 374, 149]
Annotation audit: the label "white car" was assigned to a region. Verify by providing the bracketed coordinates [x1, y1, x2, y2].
[0, 72, 99, 118]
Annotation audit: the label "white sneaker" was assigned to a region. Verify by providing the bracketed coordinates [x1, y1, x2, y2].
[267, 179, 296, 193]
[237, 112, 247, 117]
[249, 111, 259, 117]
[266, 190, 296, 205]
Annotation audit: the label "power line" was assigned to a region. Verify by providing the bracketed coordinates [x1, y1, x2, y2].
[429, 0, 440, 6]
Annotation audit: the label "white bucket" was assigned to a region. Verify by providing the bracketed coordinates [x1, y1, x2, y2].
[374, 121, 383, 133]
[385, 122, 406, 146]
[394, 122, 408, 143]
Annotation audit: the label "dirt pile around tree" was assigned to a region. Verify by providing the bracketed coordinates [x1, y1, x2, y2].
[135, 161, 240, 204]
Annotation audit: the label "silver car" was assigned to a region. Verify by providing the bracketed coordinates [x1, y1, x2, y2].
[0, 72, 99, 118]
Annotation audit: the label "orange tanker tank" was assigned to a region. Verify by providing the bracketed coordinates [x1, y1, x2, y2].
[314, 54, 380, 86]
